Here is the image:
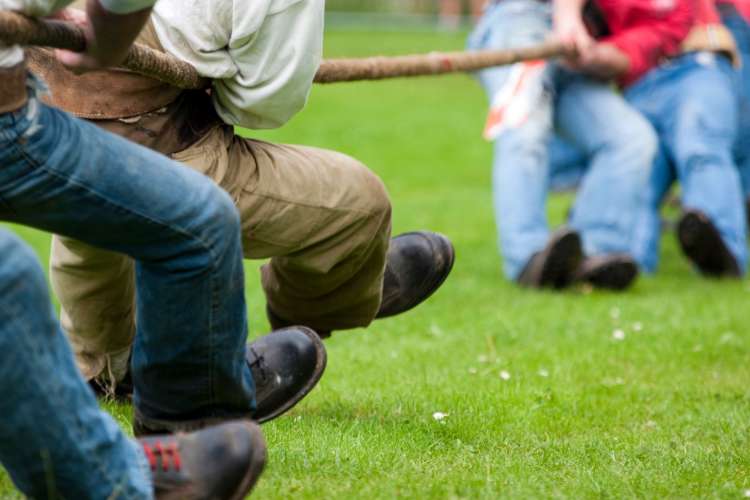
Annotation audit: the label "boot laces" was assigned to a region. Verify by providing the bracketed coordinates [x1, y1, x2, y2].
[142, 440, 182, 472]
[248, 346, 268, 381]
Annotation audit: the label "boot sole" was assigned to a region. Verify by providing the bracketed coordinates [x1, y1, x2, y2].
[255, 326, 327, 424]
[677, 210, 740, 278]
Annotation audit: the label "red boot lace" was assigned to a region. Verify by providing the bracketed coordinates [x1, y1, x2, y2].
[142, 440, 182, 472]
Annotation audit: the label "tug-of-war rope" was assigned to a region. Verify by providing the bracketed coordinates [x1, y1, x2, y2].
[0, 10, 572, 88]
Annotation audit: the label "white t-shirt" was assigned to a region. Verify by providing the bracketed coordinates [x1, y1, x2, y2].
[150, 0, 324, 129]
[0, 0, 156, 67]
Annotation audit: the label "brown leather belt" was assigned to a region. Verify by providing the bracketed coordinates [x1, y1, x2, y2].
[0, 61, 28, 114]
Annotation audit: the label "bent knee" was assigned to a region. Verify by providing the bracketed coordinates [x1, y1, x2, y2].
[612, 117, 658, 163]
[339, 154, 393, 223]
[200, 185, 242, 243]
[362, 168, 392, 223]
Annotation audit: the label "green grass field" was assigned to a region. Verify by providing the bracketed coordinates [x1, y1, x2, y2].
[3, 29, 750, 498]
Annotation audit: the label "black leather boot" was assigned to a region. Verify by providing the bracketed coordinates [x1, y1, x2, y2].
[132, 327, 326, 435]
[516, 227, 582, 289]
[678, 209, 741, 278]
[140, 420, 266, 500]
[375, 231, 455, 318]
[247, 326, 326, 423]
[574, 254, 638, 291]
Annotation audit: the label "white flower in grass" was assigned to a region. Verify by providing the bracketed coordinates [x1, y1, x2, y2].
[432, 412, 448, 421]
[743, 489, 750, 498]
[468, 367, 478, 375]
[499, 370, 511, 381]
[430, 323, 444, 337]
[538, 368, 549, 378]
[610, 307, 621, 319]
[612, 329, 626, 341]
[632, 322, 643, 332]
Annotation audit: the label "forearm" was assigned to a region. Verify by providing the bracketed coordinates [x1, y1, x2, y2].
[552, 0, 593, 55]
[553, 0, 586, 28]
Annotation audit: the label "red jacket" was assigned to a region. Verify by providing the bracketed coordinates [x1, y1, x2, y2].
[594, 0, 694, 86]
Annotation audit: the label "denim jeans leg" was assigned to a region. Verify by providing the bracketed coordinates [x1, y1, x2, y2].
[0, 231, 152, 499]
[673, 61, 747, 272]
[555, 73, 658, 262]
[0, 97, 254, 423]
[549, 136, 586, 192]
[469, 0, 555, 279]
[722, 8, 750, 199]
[635, 57, 747, 272]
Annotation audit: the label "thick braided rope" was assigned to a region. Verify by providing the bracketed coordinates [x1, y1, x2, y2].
[0, 10, 570, 88]
[315, 41, 569, 83]
[0, 11, 208, 88]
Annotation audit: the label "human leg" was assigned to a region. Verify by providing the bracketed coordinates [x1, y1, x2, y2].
[556, 72, 658, 267]
[549, 136, 586, 193]
[172, 127, 451, 333]
[721, 5, 750, 201]
[51, 239, 326, 427]
[1, 230, 268, 499]
[169, 128, 391, 331]
[50, 235, 135, 384]
[469, 1, 582, 283]
[640, 56, 746, 275]
[0, 230, 151, 499]
[0, 95, 252, 430]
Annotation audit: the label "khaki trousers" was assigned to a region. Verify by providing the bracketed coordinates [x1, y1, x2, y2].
[51, 124, 392, 381]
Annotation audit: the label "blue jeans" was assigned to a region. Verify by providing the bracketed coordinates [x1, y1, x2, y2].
[626, 53, 748, 273]
[721, 5, 750, 199]
[0, 81, 254, 495]
[468, 0, 657, 279]
[0, 230, 152, 499]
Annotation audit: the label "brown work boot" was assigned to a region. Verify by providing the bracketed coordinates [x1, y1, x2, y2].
[574, 254, 638, 291]
[375, 231, 455, 318]
[139, 420, 266, 500]
[516, 228, 583, 289]
[677, 209, 741, 278]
